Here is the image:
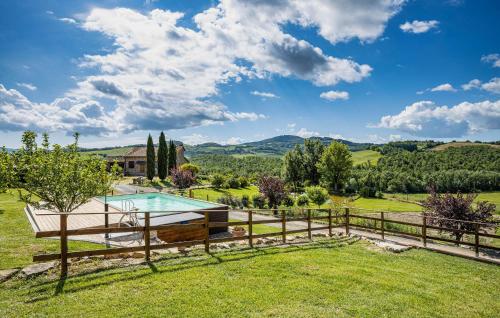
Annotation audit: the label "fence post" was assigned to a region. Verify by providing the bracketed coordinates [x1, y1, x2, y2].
[380, 212, 385, 240]
[248, 210, 253, 248]
[60, 214, 68, 277]
[345, 208, 350, 236]
[207, 194, 209, 201]
[328, 208, 332, 237]
[422, 214, 427, 247]
[474, 223, 479, 257]
[307, 210, 312, 240]
[281, 210, 286, 243]
[189, 188, 193, 198]
[144, 213, 150, 261]
[204, 211, 210, 253]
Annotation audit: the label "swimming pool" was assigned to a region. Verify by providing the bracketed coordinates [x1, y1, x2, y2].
[99, 193, 222, 216]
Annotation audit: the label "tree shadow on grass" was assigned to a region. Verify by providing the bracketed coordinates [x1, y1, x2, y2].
[24, 238, 356, 303]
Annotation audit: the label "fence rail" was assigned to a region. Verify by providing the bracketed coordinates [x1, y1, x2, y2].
[32, 207, 500, 276]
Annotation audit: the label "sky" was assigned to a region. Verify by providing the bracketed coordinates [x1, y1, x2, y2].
[0, 0, 499, 148]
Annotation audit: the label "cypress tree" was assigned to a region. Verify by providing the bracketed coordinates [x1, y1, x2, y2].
[146, 134, 155, 181]
[157, 132, 167, 180]
[168, 140, 177, 174]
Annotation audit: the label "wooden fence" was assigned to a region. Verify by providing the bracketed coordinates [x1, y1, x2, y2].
[32, 207, 500, 276]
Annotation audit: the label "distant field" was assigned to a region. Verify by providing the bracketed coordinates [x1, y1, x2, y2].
[352, 150, 382, 165]
[80, 147, 133, 156]
[432, 142, 500, 151]
[192, 186, 260, 202]
[330, 195, 422, 212]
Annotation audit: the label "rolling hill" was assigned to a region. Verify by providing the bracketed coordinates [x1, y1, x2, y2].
[432, 142, 500, 151]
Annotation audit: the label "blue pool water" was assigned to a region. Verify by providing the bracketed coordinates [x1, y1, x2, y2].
[98, 193, 221, 216]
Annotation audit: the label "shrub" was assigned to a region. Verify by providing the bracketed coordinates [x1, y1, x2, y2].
[227, 175, 241, 189]
[305, 186, 329, 208]
[241, 194, 250, 208]
[211, 173, 225, 188]
[217, 194, 242, 209]
[170, 168, 195, 189]
[238, 176, 250, 188]
[282, 195, 295, 207]
[258, 176, 287, 209]
[296, 194, 309, 207]
[180, 163, 200, 176]
[252, 194, 266, 209]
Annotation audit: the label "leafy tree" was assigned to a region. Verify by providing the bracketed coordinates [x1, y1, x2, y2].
[168, 140, 177, 174]
[227, 175, 241, 188]
[17, 131, 120, 213]
[0, 147, 14, 192]
[157, 132, 168, 180]
[422, 188, 495, 242]
[211, 173, 225, 188]
[146, 134, 155, 180]
[282, 195, 295, 207]
[282, 144, 304, 191]
[180, 163, 200, 176]
[258, 176, 287, 211]
[305, 186, 329, 208]
[303, 139, 324, 185]
[317, 142, 353, 192]
[170, 168, 195, 189]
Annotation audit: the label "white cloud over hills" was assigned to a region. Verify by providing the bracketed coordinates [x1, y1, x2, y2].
[400, 20, 439, 34]
[0, 0, 404, 135]
[375, 100, 500, 137]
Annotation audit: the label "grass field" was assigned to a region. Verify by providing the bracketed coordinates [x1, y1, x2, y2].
[351, 150, 382, 166]
[432, 142, 500, 151]
[192, 186, 260, 202]
[386, 192, 500, 213]
[1, 240, 499, 317]
[0, 191, 104, 269]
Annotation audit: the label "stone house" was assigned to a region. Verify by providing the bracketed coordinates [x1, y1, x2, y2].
[107, 144, 189, 176]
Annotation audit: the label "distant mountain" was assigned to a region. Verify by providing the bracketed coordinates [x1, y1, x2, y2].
[80, 135, 376, 158]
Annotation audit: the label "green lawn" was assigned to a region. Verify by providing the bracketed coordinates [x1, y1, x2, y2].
[0, 191, 103, 269]
[351, 150, 382, 166]
[1, 240, 499, 317]
[229, 219, 280, 234]
[386, 192, 500, 213]
[192, 186, 260, 202]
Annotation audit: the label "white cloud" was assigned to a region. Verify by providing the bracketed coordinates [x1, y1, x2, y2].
[460, 78, 500, 94]
[329, 133, 344, 139]
[461, 79, 481, 91]
[320, 90, 349, 101]
[367, 134, 387, 143]
[400, 20, 439, 34]
[296, 128, 320, 138]
[251, 91, 279, 99]
[481, 78, 500, 94]
[481, 54, 500, 68]
[59, 17, 77, 24]
[181, 133, 211, 145]
[225, 136, 244, 145]
[389, 134, 402, 141]
[375, 100, 500, 137]
[0, 1, 404, 135]
[430, 83, 456, 92]
[16, 82, 37, 91]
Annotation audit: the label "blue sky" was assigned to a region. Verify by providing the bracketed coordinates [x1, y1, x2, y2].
[0, 0, 499, 148]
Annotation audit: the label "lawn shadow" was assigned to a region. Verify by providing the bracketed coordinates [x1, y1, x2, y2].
[25, 238, 356, 303]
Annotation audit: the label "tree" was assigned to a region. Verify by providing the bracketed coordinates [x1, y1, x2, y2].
[168, 140, 177, 174]
[0, 147, 14, 193]
[180, 163, 200, 176]
[258, 176, 287, 212]
[17, 131, 120, 213]
[211, 173, 225, 188]
[170, 168, 195, 189]
[303, 139, 324, 185]
[157, 132, 168, 181]
[422, 188, 495, 243]
[305, 186, 329, 208]
[146, 134, 155, 181]
[317, 142, 353, 192]
[282, 144, 304, 191]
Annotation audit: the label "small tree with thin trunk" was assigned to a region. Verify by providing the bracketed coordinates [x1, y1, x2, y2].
[146, 134, 155, 181]
[317, 141, 353, 192]
[170, 168, 195, 189]
[305, 186, 329, 208]
[258, 176, 287, 214]
[0, 147, 14, 193]
[422, 187, 495, 243]
[16, 131, 120, 213]
[157, 132, 168, 181]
